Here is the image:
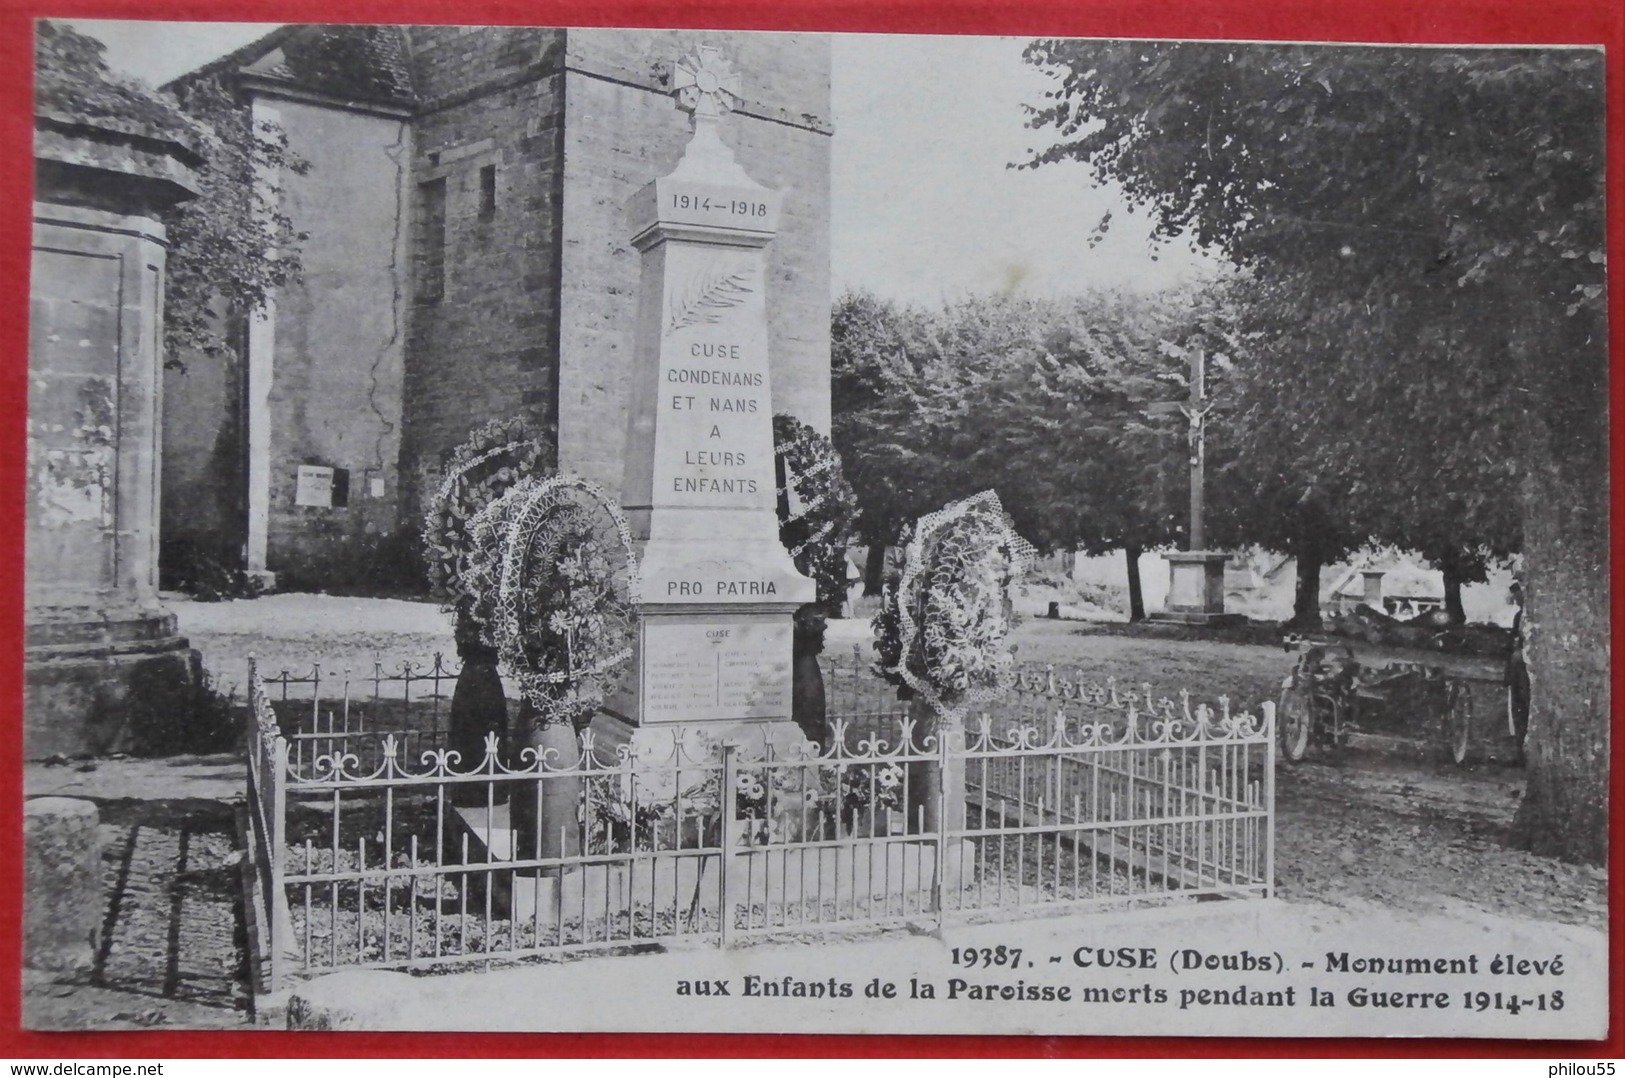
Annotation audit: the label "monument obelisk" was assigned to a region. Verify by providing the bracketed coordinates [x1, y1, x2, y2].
[603, 46, 815, 751]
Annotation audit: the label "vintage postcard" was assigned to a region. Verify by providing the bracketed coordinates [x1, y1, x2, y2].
[16, 13, 1612, 1044]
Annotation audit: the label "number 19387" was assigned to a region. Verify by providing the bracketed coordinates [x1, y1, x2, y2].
[951, 946, 1025, 969]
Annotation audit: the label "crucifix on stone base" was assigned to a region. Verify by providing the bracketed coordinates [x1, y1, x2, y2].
[1147, 342, 1240, 625]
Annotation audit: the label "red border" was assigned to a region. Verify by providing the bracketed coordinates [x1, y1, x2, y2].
[0, 0, 1620, 1059]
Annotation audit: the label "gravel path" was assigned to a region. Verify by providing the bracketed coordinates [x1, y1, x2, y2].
[172, 593, 456, 688]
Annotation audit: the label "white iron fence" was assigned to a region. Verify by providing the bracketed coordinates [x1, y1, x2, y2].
[244, 654, 1273, 990]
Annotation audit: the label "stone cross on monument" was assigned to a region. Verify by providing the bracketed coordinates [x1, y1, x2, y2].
[1150, 342, 1240, 625]
[673, 46, 741, 120]
[599, 46, 815, 756]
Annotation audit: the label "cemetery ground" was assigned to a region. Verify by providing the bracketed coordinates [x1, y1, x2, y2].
[21, 594, 1606, 1030]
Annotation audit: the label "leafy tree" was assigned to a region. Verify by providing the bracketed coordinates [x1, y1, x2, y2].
[36, 22, 308, 370]
[969, 290, 1187, 619]
[831, 290, 914, 593]
[772, 414, 860, 618]
[1199, 274, 1364, 627]
[1022, 40, 1606, 861]
[834, 287, 1195, 621]
[162, 73, 308, 368]
[831, 291, 989, 592]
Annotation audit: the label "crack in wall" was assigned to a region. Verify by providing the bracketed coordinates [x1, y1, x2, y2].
[366, 119, 408, 483]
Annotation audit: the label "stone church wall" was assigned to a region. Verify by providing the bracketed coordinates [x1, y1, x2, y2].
[556, 29, 833, 494]
[160, 333, 244, 577]
[262, 99, 411, 588]
[398, 27, 568, 522]
[160, 95, 411, 590]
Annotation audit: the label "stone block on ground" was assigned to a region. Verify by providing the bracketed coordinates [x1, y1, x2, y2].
[24, 797, 102, 979]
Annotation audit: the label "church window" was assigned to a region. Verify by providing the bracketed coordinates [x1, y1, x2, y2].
[479, 164, 497, 220]
[415, 178, 446, 302]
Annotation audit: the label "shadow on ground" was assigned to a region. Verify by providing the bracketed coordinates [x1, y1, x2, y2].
[23, 797, 251, 1031]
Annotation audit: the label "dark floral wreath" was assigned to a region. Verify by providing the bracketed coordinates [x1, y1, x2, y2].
[422, 416, 551, 632]
[772, 414, 859, 617]
[871, 523, 916, 696]
[475, 476, 637, 730]
[872, 491, 1035, 717]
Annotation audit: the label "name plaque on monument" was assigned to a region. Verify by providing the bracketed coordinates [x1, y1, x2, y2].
[638, 616, 791, 723]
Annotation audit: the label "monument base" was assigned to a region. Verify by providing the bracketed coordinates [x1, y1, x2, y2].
[1152, 550, 1240, 626]
[589, 710, 814, 776]
[24, 608, 204, 758]
[605, 604, 805, 729]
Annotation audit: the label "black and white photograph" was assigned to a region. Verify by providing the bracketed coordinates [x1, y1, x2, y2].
[20, 18, 1610, 1038]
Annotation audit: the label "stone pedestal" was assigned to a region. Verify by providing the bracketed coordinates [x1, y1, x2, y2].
[26, 111, 204, 757]
[607, 48, 814, 747]
[1154, 551, 1243, 626]
[24, 798, 102, 979]
[1361, 568, 1386, 610]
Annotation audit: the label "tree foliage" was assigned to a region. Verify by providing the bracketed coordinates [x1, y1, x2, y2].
[1020, 41, 1600, 563]
[1021, 39, 1607, 861]
[832, 287, 1210, 618]
[773, 413, 860, 618]
[162, 75, 308, 368]
[830, 291, 975, 549]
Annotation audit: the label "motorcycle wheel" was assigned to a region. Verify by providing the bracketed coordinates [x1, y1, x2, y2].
[1444, 680, 1473, 766]
[1278, 678, 1315, 762]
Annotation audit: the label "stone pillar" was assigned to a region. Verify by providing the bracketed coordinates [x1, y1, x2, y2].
[26, 110, 204, 757]
[600, 46, 815, 762]
[1155, 551, 1241, 626]
[1361, 568, 1386, 611]
[24, 798, 102, 979]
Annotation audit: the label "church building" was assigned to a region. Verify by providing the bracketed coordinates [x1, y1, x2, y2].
[160, 25, 832, 590]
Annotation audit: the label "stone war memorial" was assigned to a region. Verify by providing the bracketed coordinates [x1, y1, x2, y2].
[424, 43, 825, 920]
[605, 45, 816, 762]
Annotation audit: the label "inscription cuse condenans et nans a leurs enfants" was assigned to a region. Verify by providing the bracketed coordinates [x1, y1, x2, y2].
[666, 342, 766, 497]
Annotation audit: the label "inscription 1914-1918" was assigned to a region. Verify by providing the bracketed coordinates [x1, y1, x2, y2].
[670, 193, 769, 218]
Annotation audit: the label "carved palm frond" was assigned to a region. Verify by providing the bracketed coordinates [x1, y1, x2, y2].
[668, 260, 755, 333]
